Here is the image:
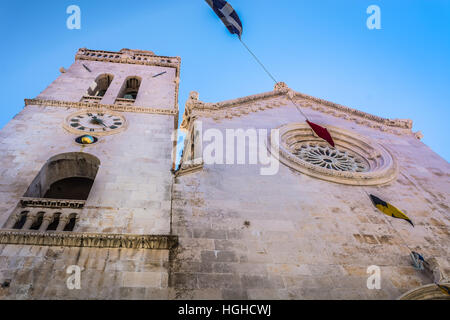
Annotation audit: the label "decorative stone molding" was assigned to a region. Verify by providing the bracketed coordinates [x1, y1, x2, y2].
[5, 207, 81, 232]
[274, 82, 289, 93]
[114, 97, 136, 107]
[25, 99, 177, 116]
[292, 91, 413, 130]
[414, 131, 424, 140]
[269, 123, 398, 186]
[20, 197, 85, 209]
[75, 48, 181, 114]
[182, 83, 413, 136]
[398, 283, 450, 300]
[175, 162, 204, 177]
[75, 48, 180, 72]
[0, 230, 178, 250]
[80, 95, 102, 104]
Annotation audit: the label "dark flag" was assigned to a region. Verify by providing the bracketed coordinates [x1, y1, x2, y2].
[306, 120, 335, 148]
[205, 0, 243, 38]
[369, 194, 414, 227]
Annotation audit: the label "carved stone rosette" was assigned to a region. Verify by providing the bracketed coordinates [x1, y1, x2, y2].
[268, 123, 398, 186]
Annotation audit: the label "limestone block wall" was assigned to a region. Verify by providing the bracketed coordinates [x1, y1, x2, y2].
[0, 103, 176, 299]
[37, 60, 178, 110]
[0, 105, 174, 235]
[171, 100, 450, 300]
[0, 47, 182, 300]
[0, 245, 169, 300]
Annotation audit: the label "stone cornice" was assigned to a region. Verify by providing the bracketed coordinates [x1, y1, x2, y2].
[75, 48, 180, 74]
[0, 230, 178, 250]
[25, 99, 177, 116]
[182, 83, 414, 136]
[20, 197, 85, 209]
[293, 91, 412, 129]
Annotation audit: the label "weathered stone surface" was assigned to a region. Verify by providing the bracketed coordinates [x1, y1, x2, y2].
[0, 49, 178, 300]
[172, 84, 450, 301]
[0, 48, 449, 300]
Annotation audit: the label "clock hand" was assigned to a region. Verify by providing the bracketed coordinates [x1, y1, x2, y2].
[97, 118, 108, 127]
[91, 116, 108, 127]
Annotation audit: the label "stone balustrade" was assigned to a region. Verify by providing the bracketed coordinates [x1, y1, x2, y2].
[20, 197, 85, 209]
[4, 208, 81, 233]
[75, 48, 180, 69]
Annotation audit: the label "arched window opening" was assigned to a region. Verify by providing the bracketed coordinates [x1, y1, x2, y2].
[30, 212, 45, 231]
[13, 212, 28, 230]
[44, 177, 94, 200]
[46, 213, 61, 231]
[24, 153, 100, 201]
[118, 77, 142, 100]
[87, 74, 114, 97]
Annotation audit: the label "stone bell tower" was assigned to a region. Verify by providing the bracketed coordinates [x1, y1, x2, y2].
[0, 48, 180, 299]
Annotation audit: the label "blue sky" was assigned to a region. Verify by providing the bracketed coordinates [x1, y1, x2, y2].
[0, 0, 449, 161]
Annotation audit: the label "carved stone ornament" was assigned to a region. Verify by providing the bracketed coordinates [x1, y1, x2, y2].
[398, 282, 450, 300]
[183, 84, 413, 137]
[268, 123, 398, 185]
[0, 230, 178, 250]
[25, 99, 177, 116]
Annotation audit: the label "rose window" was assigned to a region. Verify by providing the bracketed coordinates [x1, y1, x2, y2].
[268, 123, 398, 185]
[295, 143, 369, 173]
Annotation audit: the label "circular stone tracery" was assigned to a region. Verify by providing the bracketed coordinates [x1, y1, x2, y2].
[296, 143, 369, 173]
[268, 123, 398, 186]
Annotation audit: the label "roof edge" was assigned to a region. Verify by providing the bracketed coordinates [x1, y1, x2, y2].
[183, 82, 413, 131]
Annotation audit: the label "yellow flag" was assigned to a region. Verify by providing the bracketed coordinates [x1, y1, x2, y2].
[369, 195, 414, 227]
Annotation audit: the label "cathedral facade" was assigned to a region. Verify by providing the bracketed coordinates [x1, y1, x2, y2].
[0, 48, 448, 300]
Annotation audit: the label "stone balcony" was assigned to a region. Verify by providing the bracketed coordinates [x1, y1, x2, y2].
[3, 197, 85, 232]
[0, 197, 179, 250]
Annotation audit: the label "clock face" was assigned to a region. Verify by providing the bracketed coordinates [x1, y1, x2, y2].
[64, 110, 126, 136]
